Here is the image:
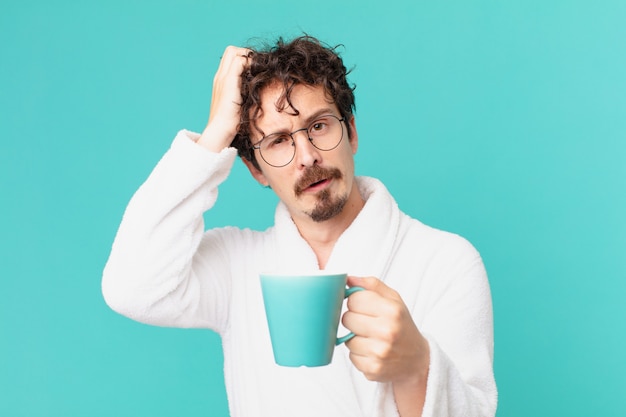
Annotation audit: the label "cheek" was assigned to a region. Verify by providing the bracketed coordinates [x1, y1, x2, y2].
[264, 173, 293, 196]
[341, 135, 357, 156]
[340, 143, 356, 169]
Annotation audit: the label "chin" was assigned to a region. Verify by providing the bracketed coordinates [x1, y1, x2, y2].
[307, 190, 348, 222]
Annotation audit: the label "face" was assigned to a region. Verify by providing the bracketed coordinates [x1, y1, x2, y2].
[243, 83, 360, 224]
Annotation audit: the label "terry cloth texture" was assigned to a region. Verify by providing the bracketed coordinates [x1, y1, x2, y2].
[103, 130, 497, 417]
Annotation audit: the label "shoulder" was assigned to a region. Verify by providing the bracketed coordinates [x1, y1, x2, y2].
[390, 216, 491, 314]
[393, 214, 488, 293]
[200, 225, 274, 249]
[400, 214, 480, 256]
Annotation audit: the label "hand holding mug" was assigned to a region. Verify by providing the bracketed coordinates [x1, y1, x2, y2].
[342, 276, 430, 384]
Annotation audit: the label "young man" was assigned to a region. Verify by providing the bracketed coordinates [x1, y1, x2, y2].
[102, 36, 497, 417]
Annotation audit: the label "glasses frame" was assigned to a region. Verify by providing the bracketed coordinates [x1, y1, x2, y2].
[252, 114, 346, 168]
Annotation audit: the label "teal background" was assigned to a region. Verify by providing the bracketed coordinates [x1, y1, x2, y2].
[1, 1, 624, 416]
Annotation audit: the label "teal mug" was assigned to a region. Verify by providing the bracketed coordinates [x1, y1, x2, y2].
[260, 272, 364, 367]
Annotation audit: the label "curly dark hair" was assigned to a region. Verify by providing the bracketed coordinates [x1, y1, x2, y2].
[231, 35, 356, 170]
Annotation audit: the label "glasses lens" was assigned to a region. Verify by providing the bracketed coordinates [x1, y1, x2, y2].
[259, 134, 295, 167]
[308, 115, 344, 151]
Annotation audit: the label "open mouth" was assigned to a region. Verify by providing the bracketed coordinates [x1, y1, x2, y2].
[308, 179, 327, 188]
[302, 178, 330, 194]
[295, 166, 342, 197]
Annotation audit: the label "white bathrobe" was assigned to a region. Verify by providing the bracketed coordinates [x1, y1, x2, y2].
[102, 130, 497, 417]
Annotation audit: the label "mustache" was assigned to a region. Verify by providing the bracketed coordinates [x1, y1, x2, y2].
[294, 165, 343, 196]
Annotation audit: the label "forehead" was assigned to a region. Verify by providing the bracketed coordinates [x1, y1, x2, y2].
[255, 83, 338, 132]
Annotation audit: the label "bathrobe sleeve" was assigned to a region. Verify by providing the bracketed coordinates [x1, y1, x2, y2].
[418, 237, 497, 417]
[101, 130, 238, 332]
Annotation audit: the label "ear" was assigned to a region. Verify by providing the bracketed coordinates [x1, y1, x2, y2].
[347, 116, 359, 154]
[242, 157, 270, 187]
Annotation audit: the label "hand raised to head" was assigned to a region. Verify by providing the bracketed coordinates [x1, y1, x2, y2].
[197, 46, 253, 153]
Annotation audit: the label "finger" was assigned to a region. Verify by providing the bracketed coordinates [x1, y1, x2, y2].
[345, 289, 385, 316]
[343, 307, 401, 342]
[215, 46, 237, 74]
[344, 334, 371, 356]
[342, 310, 372, 335]
[220, 45, 251, 61]
[345, 285, 409, 334]
[346, 334, 392, 361]
[348, 276, 400, 300]
[347, 350, 370, 375]
[215, 46, 252, 79]
[346, 345, 387, 382]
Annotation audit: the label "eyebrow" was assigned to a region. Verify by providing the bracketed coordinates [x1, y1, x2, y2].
[302, 108, 337, 125]
[268, 107, 338, 135]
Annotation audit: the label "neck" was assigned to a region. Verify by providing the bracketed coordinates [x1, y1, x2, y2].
[291, 183, 365, 269]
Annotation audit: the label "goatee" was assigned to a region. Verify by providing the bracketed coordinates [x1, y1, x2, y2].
[294, 165, 347, 222]
[308, 188, 348, 222]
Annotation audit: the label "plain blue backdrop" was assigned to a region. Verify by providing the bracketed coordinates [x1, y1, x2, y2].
[1, 1, 625, 416]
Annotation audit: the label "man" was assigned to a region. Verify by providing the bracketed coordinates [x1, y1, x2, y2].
[102, 36, 497, 417]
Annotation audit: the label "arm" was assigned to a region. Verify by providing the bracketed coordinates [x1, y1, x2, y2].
[417, 249, 497, 417]
[101, 132, 236, 328]
[343, 276, 429, 417]
[343, 245, 496, 417]
[101, 46, 252, 330]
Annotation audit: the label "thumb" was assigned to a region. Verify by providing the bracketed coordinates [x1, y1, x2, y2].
[347, 275, 381, 291]
[348, 275, 398, 299]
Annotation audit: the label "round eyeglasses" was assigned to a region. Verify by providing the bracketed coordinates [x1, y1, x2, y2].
[252, 114, 346, 167]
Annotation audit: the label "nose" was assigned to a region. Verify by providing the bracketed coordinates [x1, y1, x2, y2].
[292, 129, 322, 168]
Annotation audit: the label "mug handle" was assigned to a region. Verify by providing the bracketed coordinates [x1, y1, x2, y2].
[336, 286, 365, 345]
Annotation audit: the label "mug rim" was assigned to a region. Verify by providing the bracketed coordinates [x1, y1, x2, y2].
[260, 271, 347, 278]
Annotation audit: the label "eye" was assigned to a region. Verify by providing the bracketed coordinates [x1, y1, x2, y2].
[265, 134, 291, 149]
[310, 120, 329, 134]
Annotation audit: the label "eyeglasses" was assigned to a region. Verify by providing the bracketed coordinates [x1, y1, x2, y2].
[252, 114, 346, 167]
